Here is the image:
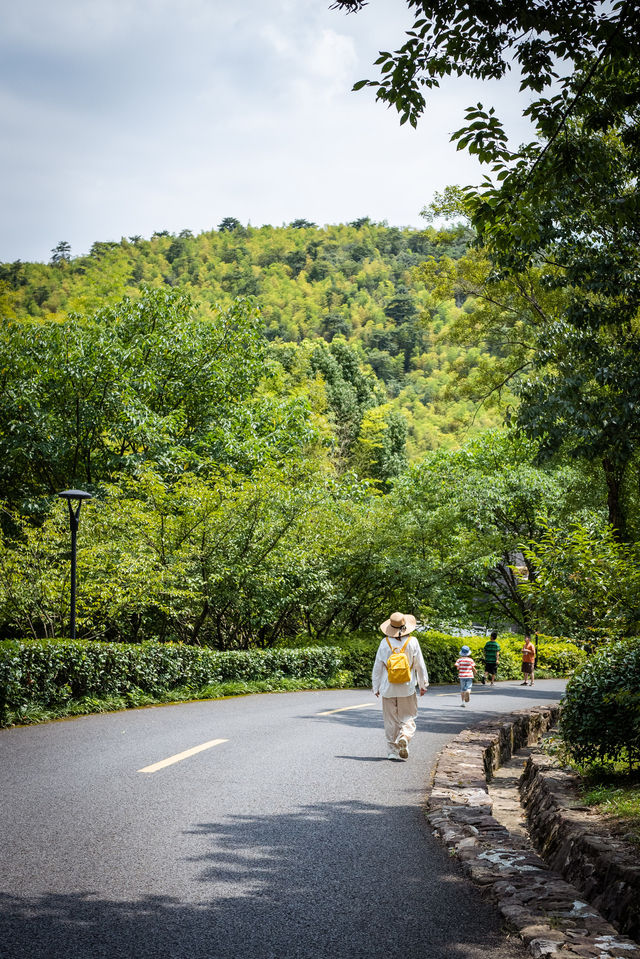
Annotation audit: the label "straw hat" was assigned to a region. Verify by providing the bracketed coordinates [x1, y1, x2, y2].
[379, 611, 417, 637]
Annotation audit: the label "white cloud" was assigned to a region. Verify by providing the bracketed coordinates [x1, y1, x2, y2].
[307, 29, 358, 82]
[0, 0, 530, 262]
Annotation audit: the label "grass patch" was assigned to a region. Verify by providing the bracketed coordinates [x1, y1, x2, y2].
[543, 735, 640, 847]
[579, 768, 640, 847]
[2, 673, 353, 728]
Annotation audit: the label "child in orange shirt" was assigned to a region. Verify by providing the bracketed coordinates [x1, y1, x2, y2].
[520, 635, 536, 686]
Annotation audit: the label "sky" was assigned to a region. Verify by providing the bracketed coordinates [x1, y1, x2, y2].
[0, 0, 531, 264]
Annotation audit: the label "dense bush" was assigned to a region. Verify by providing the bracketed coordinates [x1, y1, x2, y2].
[335, 632, 473, 686]
[339, 640, 379, 687]
[0, 630, 584, 725]
[0, 639, 340, 719]
[534, 639, 586, 675]
[462, 634, 585, 680]
[418, 631, 462, 683]
[559, 638, 640, 766]
[336, 631, 584, 686]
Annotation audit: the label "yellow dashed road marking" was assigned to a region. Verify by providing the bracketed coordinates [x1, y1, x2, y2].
[317, 703, 372, 716]
[138, 738, 228, 773]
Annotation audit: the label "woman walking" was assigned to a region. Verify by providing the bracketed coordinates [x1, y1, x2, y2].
[372, 612, 429, 760]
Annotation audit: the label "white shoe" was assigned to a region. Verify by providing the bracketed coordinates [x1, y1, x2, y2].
[397, 737, 409, 759]
[387, 751, 400, 760]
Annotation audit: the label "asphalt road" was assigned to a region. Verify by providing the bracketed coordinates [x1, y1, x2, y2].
[0, 680, 566, 959]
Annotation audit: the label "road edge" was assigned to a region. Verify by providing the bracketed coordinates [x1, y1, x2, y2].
[426, 707, 640, 958]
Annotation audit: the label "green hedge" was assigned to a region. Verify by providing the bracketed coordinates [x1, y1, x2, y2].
[421, 631, 520, 682]
[0, 639, 341, 718]
[338, 631, 584, 686]
[534, 638, 587, 675]
[0, 631, 585, 725]
[336, 633, 464, 686]
[559, 638, 640, 766]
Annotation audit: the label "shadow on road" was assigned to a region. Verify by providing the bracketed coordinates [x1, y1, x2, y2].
[468, 683, 565, 703]
[304, 683, 564, 738]
[0, 686, 561, 958]
[335, 755, 390, 762]
[0, 798, 528, 959]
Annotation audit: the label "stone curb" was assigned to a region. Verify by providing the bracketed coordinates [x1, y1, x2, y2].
[521, 750, 640, 943]
[426, 706, 640, 958]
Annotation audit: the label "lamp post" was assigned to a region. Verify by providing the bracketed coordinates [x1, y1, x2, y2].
[58, 490, 92, 639]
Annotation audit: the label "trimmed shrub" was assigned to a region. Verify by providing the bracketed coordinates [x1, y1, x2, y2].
[535, 639, 586, 675]
[464, 634, 585, 681]
[0, 639, 341, 719]
[338, 631, 530, 686]
[339, 632, 467, 687]
[559, 638, 640, 767]
[419, 631, 469, 683]
[281, 630, 584, 687]
[468, 639, 522, 681]
[340, 639, 379, 687]
[423, 632, 523, 682]
[0, 630, 584, 724]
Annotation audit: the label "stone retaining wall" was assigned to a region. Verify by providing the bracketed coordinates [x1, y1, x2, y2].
[521, 750, 640, 943]
[427, 706, 640, 958]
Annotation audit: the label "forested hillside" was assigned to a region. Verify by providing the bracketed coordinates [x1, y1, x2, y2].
[1, 216, 636, 647]
[0, 219, 501, 458]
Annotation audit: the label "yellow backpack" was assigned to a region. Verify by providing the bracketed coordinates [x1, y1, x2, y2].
[385, 636, 412, 684]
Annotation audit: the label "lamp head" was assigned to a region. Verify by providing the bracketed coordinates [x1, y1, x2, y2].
[58, 490, 92, 501]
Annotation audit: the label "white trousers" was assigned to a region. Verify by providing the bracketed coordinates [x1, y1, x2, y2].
[381, 693, 418, 749]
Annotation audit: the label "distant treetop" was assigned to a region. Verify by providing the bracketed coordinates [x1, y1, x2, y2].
[50, 241, 71, 265]
[218, 217, 243, 233]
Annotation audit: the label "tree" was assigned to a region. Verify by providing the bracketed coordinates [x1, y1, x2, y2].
[516, 321, 640, 542]
[50, 241, 71, 265]
[333, 2, 640, 294]
[418, 234, 640, 539]
[3, 220, 504, 456]
[459, 67, 640, 305]
[420, 72, 640, 540]
[384, 286, 417, 325]
[333, 1, 640, 129]
[310, 338, 382, 466]
[390, 430, 591, 629]
[350, 405, 408, 487]
[0, 461, 426, 645]
[218, 217, 242, 233]
[520, 522, 640, 643]
[0, 290, 268, 508]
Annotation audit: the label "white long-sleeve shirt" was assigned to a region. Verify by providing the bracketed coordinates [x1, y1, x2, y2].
[371, 634, 429, 698]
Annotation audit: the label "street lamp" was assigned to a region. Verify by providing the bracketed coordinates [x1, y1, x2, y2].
[58, 489, 92, 639]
